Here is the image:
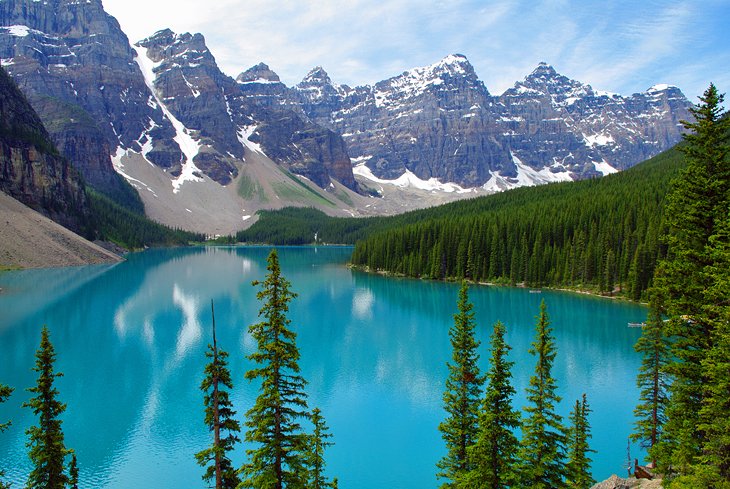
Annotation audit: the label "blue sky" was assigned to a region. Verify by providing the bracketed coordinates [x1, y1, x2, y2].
[102, 0, 729, 101]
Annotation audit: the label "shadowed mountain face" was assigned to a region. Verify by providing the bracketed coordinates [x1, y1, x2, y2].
[0, 65, 90, 234]
[0, 0, 358, 197]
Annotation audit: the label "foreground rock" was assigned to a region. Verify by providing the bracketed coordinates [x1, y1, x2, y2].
[591, 475, 663, 489]
[0, 191, 121, 269]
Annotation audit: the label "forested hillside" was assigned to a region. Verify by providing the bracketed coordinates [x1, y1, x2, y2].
[88, 190, 204, 249]
[239, 145, 683, 299]
[348, 146, 684, 299]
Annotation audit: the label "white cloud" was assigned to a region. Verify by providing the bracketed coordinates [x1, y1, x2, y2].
[102, 0, 728, 100]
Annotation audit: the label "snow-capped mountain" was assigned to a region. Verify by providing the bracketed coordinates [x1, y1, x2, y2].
[0, 1, 357, 201]
[0, 0, 693, 234]
[286, 57, 692, 189]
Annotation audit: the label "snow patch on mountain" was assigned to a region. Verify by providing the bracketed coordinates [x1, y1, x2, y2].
[111, 147, 159, 198]
[512, 152, 573, 186]
[353, 163, 473, 194]
[237, 126, 265, 155]
[647, 84, 674, 92]
[134, 45, 203, 193]
[1, 25, 33, 37]
[584, 133, 615, 147]
[593, 160, 619, 175]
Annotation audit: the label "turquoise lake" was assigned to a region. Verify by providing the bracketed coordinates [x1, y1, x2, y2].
[0, 246, 648, 488]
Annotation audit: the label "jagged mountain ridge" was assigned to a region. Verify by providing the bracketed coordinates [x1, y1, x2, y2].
[0, 0, 183, 198]
[0, 0, 357, 200]
[273, 55, 692, 188]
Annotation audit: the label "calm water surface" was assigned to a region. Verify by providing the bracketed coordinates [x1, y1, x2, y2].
[0, 246, 647, 488]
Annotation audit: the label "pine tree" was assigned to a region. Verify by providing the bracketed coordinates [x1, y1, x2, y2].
[437, 281, 484, 487]
[68, 453, 78, 489]
[696, 212, 730, 484]
[517, 300, 567, 489]
[23, 326, 71, 489]
[631, 303, 669, 465]
[565, 394, 595, 489]
[241, 249, 310, 489]
[667, 212, 730, 487]
[306, 407, 336, 489]
[196, 301, 241, 489]
[463, 320, 520, 489]
[651, 83, 730, 477]
[1, 382, 12, 489]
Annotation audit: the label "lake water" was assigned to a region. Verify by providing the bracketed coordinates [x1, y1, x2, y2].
[0, 246, 648, 488]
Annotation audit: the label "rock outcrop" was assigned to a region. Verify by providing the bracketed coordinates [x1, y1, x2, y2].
[591, 475, 663, 489]
[0, 65, 90, 234]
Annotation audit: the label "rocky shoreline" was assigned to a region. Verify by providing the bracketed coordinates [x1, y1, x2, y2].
[592, 475, 663, 489]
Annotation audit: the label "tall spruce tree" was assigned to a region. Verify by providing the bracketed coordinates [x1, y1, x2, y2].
[631, 303, 669, 466]
[196, 301, 241, 489]
[68, 453, 78, 489]
[23, 326, 71, 489]
[437, 281, 484, 487]
[667, 212, 730, 487]
[306, 408, 336, 489]
[517, 300, 567, 489]
[565, 394, 595, 489]
[651, 83, 730, 478]
[463, 320, 520, 489]
[696, 212, 730, 485]
[1, 382, 12, 489]
[241, 249, 310, 489]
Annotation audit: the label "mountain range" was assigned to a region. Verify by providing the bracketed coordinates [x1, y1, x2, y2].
[0, 0, 692, 234]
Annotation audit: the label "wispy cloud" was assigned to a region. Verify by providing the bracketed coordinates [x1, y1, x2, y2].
[102, 0, 729, 100]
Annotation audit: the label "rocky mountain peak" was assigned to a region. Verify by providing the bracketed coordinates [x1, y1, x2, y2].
[392, 53, 480, 86]
[236, 62, 281, 83]
[300, 66, 332, 86]
[529, 61, 558, 77]
[296, 65, 348, 105]
[507, 62, 594, 104]
[431, 53, 476, 76]
[136, 28, 212, 66]
[368, 53, 488, 112]
[644, 83, 684, 99]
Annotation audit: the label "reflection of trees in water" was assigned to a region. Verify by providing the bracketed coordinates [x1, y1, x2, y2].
[0, 246, 649, 486]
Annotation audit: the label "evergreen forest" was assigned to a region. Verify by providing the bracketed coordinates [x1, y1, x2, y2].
[348, 147, 687, 300]
[87, 189, 204, 249]
[237, 144, 686, 300]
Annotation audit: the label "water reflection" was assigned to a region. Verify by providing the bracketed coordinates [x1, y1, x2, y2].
[0, 246, 648, 489]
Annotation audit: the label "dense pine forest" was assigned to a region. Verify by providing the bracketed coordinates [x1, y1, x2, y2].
[239, 144, 683, 300]
[87, 189, 204, 249]
[349, 146, 682, 299]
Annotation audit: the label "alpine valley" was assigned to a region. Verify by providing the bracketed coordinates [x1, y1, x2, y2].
[0, 0, 692, 235]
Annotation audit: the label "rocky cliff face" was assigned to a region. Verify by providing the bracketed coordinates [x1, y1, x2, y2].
[134, 29, 243, 185]
[0, 1, 358, 200]
[0, 0, 179, 197]
[0, 65, 90, 234]
[286, 56, 692, 189]
[494, 62, 692, 177]
[0, 0, 693, 219]
[134, 29, 358, 190]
